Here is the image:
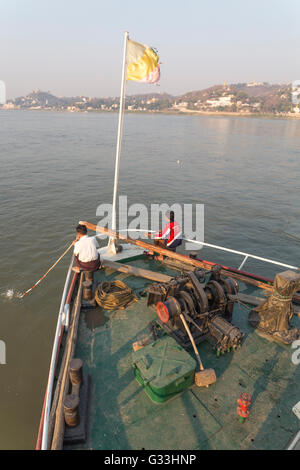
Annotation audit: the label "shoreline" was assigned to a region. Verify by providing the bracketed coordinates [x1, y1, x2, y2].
[1, 107, 300, 120]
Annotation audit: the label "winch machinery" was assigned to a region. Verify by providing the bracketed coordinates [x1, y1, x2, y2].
[147, 265, 245, 353]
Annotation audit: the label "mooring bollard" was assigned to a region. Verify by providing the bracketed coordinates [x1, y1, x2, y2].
[64, 394, 80, 427]
[82, 280, 93, 300]
[69, 358, 83, 385]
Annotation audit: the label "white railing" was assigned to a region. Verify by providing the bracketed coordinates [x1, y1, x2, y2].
[183, 238, 298, 271]
[286, 430, 300, 450]
[41, 254, 74, 450]
[94, 230, 298, 271]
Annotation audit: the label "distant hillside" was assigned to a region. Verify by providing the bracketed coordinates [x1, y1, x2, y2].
[178, 82, 288, 100]
[4, 82, 298, 116]
[176, 83, 292, 113]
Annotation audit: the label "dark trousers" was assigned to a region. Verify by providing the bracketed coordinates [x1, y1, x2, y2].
[164, 238, 182, 252]
[154, 238, 182, 253]
[75, 254, 101, 272]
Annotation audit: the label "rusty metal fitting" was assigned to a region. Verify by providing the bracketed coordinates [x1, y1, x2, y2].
[64, 394, 80, 427]
[84, 271, 94, 282]
[69, 358, 83, 385]
[82, 280, 93, 300]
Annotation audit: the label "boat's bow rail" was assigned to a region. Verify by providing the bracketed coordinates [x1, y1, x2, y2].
[37, 254, 77, 450]
[111, 229, 298, 273]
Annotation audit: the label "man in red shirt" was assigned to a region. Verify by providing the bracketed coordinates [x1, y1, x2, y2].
[144, 210, 182, 260]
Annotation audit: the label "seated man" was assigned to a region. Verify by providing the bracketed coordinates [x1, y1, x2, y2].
[72, 224, 101, 273]
[145, 210, 182, 261]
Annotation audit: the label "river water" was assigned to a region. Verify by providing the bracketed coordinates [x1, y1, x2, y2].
[0, 110, 300, 448]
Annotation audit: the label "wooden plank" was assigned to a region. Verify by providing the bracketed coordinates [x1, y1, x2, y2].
[102, 259, 300, 317]
[162, 257, 196, 272]
[102, 262, 267, 303]
[102, 259, 172, 283]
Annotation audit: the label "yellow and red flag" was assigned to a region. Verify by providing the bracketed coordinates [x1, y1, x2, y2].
[126, 39, 160, 84]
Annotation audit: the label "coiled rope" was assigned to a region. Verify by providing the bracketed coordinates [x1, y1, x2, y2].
[272, 291, 293, 301]
[95, 280, 137, 310]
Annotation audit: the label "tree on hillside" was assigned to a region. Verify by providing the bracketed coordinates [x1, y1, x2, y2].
[236, 91, 248, 101]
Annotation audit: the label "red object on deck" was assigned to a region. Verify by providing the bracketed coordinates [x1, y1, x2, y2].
[66, 272, 78, 305]
[156, 301, 170, 323]
[237, 392, 252, 420]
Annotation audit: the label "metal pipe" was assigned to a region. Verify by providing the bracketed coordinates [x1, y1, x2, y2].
[183, 238, 298, 270]
[108, 31, 129, 252]
[286, 430, 300, 450]
[63, 272, 78, 331]
[238, 255, 249, 271]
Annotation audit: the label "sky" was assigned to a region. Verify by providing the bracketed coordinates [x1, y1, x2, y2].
[1, 0, 300, 99]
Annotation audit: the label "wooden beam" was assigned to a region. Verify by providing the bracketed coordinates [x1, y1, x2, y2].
[80, 221, 276, 292]
[102, 259, 172, 283]
[103, 261, 267, 301]
[102, 259, 300, 317]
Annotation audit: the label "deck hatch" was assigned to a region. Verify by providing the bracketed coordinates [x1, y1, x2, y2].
[132, 336, 196, 403]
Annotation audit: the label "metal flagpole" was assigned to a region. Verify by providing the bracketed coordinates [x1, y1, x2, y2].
[108, 31, 129, 253]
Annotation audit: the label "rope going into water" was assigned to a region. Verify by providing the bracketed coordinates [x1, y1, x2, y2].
[95, 280, 137, 310]
[20, 243, 73, 298]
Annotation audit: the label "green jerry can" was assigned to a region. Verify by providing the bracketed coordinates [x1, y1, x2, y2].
[132, 335, 196, 403]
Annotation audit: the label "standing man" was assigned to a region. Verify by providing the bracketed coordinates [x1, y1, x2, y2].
[72, 224, 101, 273]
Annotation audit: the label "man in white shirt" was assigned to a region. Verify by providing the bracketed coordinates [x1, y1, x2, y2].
[72, 224, 101, 273]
